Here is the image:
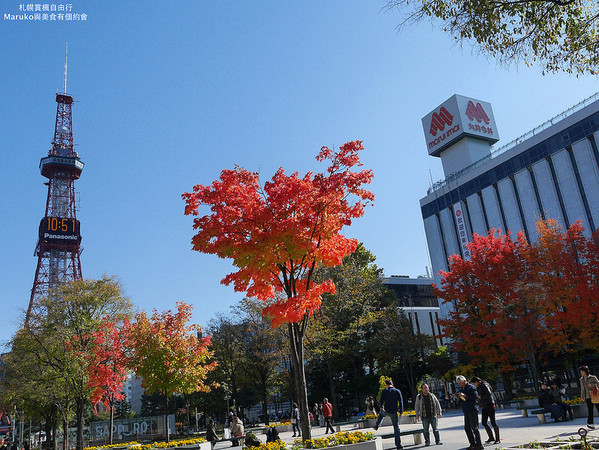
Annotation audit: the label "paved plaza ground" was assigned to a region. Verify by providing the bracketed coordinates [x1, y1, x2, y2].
[219, 409, 599, 450]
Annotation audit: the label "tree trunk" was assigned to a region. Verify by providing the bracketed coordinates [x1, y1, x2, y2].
[501, 371, 514, 400]
[288, 322, 311, 441]
[165, 394, 170, 443]
[260, 378, 269, 425]
[109, 397, 115, 445]
[76, 397, 85, 450]
[403, 360, 416, 403]
[62, 419, 68, 450]
[325, 359, 338, 418]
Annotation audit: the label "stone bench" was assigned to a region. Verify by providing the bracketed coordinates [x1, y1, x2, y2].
[515, 405, 543, 418]
[334, 419, 368, 432]
[378, 429, 425, 446]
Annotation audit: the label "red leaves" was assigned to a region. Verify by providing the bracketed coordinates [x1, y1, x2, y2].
[69, 317, 131, 409]
[437, 219, 599, 369]
[182, 141, 373, 326]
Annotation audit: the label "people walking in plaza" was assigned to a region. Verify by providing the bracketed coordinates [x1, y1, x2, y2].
[538, 381, 566, 422]
[292, 402, 301, 437]
[471, 377, 500, 444]
[580, 365, 599, 429]
[414, 383, 443, 446]
[455, 375, 483, 450]
[322, 398, 335, 434]
[549, 380, 573, 421]
[365, 395, 377, 416]
[374, 379, 404, 450]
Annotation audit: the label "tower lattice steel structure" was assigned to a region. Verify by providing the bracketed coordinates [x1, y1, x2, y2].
[27, 50, 84, 324]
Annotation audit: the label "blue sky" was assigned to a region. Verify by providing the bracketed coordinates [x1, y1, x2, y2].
[1, 1, 598, 347]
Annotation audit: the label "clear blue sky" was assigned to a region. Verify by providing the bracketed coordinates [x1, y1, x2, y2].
[1, 1, 598, 348]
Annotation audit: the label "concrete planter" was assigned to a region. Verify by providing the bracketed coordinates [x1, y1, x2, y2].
[362, 416, 415, 426]
[336, 437, 382, 450]
[400, 415, 416, 425]
[512, 399, 538, 408]
[265, 424, 292, 433]
[171, 443, 212, 450]
[571, 403, 588, 418]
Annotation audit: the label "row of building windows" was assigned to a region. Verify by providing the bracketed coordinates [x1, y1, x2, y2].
[428, 133, 599, 265]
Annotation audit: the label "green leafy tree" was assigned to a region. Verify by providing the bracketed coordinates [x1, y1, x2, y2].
[38, 276, 131, 450]
[386, 0, 599, 75]
[1, 327, 70, 450]
[237, 299, 287, 425]
[127, 302, 217, 442]
[371, 307, 437, 401]
[2, 276, 131, 450]
[207, 315, 245, 416]
[306, 244, 395, 415]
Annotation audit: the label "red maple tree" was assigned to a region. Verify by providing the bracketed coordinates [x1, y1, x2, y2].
[436, 230, 545, 372]
[83, 317, 131, 444]
[437, 219, 599, 392]
[182, 140, 373, 439]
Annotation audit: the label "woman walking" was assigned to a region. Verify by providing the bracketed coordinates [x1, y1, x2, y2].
[580, 365, 599, 429]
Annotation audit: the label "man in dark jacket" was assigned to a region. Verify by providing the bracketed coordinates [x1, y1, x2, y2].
[456, 375, 482, 450]
[471, 377, 500, 444]
[374, 379, 404, 450]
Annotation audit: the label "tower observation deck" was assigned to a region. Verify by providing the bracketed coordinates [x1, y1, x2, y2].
[27, 57, 84, 325]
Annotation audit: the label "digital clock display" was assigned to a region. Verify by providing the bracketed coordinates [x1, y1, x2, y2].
[39, 216, 81, 245]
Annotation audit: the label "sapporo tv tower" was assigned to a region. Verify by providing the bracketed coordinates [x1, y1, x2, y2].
[27, 45, 84, 324]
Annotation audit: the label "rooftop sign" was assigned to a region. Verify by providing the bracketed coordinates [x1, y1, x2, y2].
[422, 94, 499, 156]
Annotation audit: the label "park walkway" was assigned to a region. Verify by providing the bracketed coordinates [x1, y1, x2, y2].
[220, 409, 599, 450]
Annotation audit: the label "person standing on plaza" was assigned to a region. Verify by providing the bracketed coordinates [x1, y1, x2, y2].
[471, 377, 500, 444]
[292, 403, 301, 437]
[455, 375, 483, 450]
[580, 365, 599, 429]
[312, 403, 321, 427]
[374, 379, 404, 450]
[322, 398, 335, 434]
[414, 383, 443, 446]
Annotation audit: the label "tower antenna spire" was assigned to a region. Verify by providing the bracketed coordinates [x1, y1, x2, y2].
[64, 42, 68, 94]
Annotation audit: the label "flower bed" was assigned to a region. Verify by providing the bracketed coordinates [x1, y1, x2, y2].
[266, 422, 292, 428]
[264, 423, 292, 433]
[251, 441, 288, 450]
[302, 431, 375, 449]
[85, 444, 140, 450]
[128, 438, 206, 450]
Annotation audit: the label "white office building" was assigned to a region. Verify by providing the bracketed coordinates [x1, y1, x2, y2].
[420, 93, 599, 318]
[381, 275, 444, 345]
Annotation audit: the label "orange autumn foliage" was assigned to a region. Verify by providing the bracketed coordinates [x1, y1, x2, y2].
[436, 219, 599, 369]
[182, 141, 373, 326]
